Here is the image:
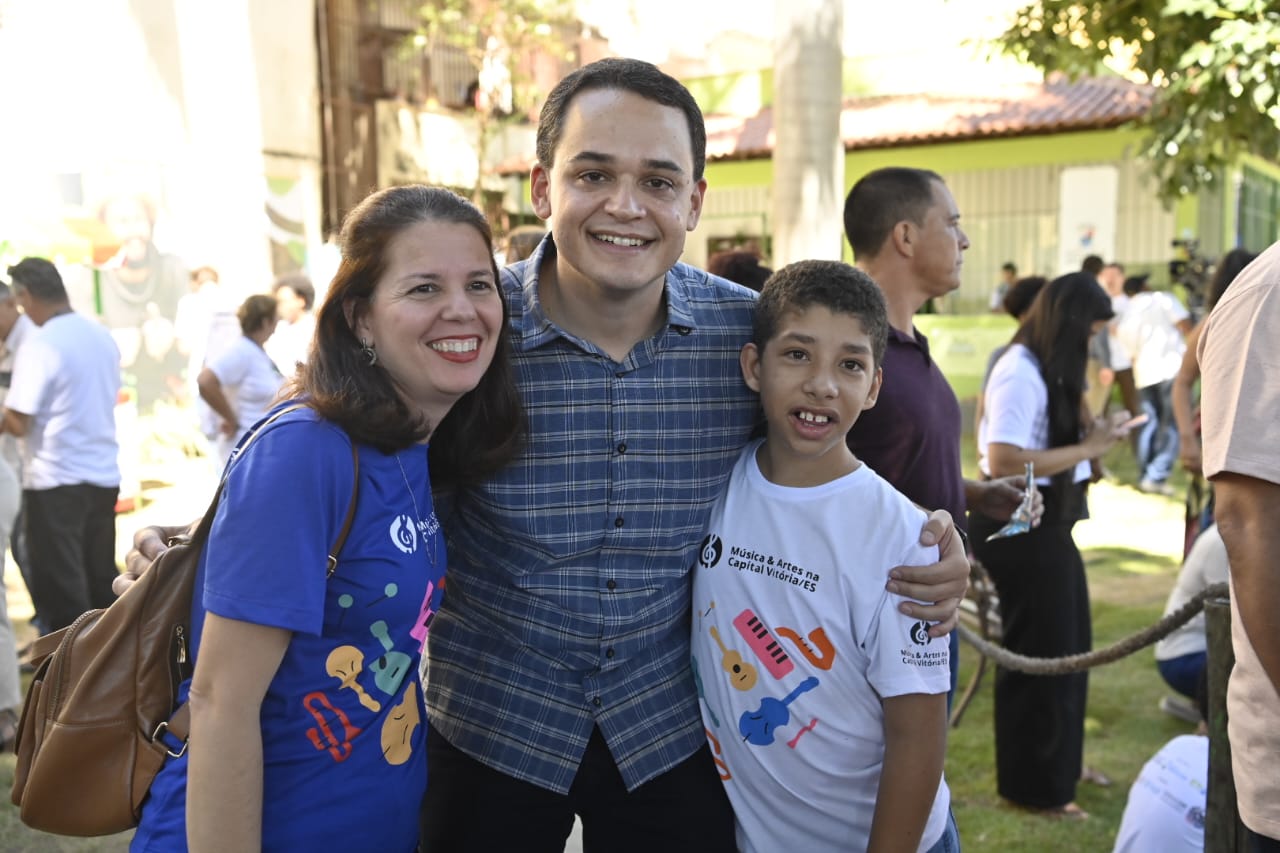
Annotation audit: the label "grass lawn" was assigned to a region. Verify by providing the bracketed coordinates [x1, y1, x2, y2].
[0, 379, 1200, 851]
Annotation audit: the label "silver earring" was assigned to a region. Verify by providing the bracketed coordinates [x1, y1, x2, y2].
[360, 337, 377, 366]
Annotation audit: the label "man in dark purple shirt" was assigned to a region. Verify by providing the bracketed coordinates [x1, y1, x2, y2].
[843, 167, 1032, 702]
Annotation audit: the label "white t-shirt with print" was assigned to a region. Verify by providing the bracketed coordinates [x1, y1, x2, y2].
[1113, 735, 1207, 853]
[690, 440, 950, 853]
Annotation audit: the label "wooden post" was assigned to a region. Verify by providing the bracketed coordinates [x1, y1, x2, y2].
[1204, 594, 1246, 853]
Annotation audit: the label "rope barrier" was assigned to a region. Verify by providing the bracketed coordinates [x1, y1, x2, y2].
[958, 582, 1230, 676]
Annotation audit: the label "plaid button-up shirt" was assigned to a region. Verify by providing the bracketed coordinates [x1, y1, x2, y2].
[425, 238, 761, 793]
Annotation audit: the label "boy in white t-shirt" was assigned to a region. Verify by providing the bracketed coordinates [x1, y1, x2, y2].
[690, 260, 957, 853]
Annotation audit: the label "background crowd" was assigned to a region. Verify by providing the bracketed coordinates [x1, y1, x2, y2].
[0, 53, 1276, 853]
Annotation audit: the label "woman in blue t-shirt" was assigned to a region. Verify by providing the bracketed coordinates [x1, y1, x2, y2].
[131, 185, 524, 852]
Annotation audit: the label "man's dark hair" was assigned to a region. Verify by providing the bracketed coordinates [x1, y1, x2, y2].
[505, 225, 547, 263]
[7, 257, 68, 304]
[707, 250, 772, 293]
[237, 294, 279, 336]
[273, 273, 316, 310]
[294, 185, 524, 488]
[1080, 255, 1105, 276]
[535, 58, 707, 181]
[1001, 261, 1018, 275]
[1122, 273, 1151, 297]
[753, 260, 889, 366]
[843, 167, 944, 260]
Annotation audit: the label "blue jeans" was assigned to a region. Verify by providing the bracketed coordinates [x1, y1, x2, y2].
[1157, 652, 1205, 700]
[1137, 380, 1179, 484]
[925, 810, 961, 853]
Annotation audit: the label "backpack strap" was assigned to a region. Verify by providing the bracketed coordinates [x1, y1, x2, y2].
[161, 414, 361, 748]
[326, 440, 360, 579]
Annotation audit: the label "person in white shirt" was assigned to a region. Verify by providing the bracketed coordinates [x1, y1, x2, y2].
[691, 261, 958, 853]
[0, 280, 34, 746]
[1113, 733, 1208, 853]
[265, 273, 316, 377]
[1111, 273, 1192, 494]
[197, 294, 285, 465]
[1155, 523, 1228, 702]
[1, 258, 121, 633]
[972, 271, 1131, 819]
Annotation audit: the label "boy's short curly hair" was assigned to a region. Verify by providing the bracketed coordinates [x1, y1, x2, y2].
[752, 260, 889, 366]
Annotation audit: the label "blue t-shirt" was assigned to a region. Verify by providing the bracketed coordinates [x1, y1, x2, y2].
[132, 408, 445, 852]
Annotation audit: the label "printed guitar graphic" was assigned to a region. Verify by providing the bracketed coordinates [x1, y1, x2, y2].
[710, 625, 758, 690]
[738, 676, 819, 746]
[369, 620, 413, 696]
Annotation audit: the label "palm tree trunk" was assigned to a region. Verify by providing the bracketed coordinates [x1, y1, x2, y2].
[771, 0, 845, 267]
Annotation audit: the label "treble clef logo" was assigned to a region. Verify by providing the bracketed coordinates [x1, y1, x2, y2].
[390, 514, 418, 554]
[699, 535, 723, 569]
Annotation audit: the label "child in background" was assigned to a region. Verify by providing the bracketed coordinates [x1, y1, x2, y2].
[690, 260, 957, 853]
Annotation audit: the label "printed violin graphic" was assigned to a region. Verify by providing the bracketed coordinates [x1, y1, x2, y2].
[739, 676, 819, 746]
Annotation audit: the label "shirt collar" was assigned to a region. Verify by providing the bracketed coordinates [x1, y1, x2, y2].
[889, 322, 933, 364]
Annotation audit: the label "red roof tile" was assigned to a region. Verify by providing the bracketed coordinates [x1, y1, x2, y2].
[705, 73, 1155, 161]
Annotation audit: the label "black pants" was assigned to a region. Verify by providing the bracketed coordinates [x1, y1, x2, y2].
[24, 484, 119, 632]
[972, 512, 1090, 809]
[1249, 826, 1280, 852]
[420, 723, 737, 852]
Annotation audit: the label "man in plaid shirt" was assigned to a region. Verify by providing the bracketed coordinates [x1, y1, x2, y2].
[419, 58, 970, 852]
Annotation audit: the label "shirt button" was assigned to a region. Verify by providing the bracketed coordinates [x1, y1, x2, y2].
[592, 697, 603, 707]
[606, 647, 615, 659]
[616, 442, 627, 454]
[606, 579, 617, 590]
[614, 516, 624, 528]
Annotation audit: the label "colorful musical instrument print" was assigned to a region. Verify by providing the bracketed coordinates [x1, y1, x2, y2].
[738, 676, 819, 746]
[691, 654, 721, 727]
[776, 625, 837, 670]
[324, 645, 382, 712]
[710, 625, 758, 690]
[787, 717, 819, 749]
[303, 691, 362, 763]
[706, 727, 732, 781]
[733, 609, 793, 678]
[368, 620, 413, 696]
[380, 681, 421, 766]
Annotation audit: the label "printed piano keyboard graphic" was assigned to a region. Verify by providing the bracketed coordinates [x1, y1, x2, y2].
[733, 609, 793, 678]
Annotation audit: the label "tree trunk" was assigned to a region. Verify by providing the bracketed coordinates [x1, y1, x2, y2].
[770, 0, 845, 267]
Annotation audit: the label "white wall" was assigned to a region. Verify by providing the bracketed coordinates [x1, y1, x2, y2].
[0, 0, 321, 298]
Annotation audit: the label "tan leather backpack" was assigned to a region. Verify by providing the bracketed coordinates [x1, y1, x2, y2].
[10, 406, 358, 835]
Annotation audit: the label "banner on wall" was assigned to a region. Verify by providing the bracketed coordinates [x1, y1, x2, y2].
[1057, 165, 1118, 275]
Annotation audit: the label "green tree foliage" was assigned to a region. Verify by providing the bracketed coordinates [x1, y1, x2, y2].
[996, 0, 1280, 203]
[415, 0, 576, 206]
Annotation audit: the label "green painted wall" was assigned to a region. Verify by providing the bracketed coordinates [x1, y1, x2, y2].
[705, 127, 1151, 192]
